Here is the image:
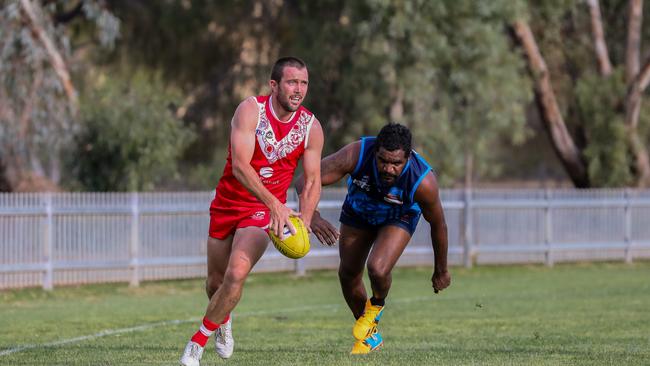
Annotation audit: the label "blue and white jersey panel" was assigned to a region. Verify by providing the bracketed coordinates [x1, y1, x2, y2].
[342, 137, 432, 226]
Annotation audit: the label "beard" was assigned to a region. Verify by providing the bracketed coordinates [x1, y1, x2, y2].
[276, 87, 301, 112]
[278, 96, 298, 112]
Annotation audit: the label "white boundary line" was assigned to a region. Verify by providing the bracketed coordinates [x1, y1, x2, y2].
[0, 296, 435, 357]
[0, 319, 189, 357]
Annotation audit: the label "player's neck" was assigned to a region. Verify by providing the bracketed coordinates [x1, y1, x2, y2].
[269, 95, 295, 122]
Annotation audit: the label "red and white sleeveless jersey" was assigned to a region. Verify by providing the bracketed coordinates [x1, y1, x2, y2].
[211, 95, 315, 210]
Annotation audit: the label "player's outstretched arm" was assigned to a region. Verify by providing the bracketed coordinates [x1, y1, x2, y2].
[230, 97, 299, 237]
[414, 172, 451, 293]
[298, 118, 324, 230]
[295, 141, 361, 246]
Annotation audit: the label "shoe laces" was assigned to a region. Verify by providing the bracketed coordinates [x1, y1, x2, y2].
[188, 343, 202, 359]
[216, 322, 231, 345]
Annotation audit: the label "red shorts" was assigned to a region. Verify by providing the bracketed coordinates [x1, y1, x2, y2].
[209, 205, 270, 240]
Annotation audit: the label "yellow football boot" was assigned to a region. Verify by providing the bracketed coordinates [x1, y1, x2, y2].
[352, 299, 384, 340]
[350, 328, 383, 355]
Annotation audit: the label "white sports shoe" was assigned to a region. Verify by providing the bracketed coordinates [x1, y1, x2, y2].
[179, 341, 204, 366]
[215, 317, 234, 359]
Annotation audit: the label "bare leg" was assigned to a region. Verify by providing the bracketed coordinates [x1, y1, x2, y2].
[206, 236, 233, 300]
[338, 224, 377, 319]
[204, 227, 269, 323]
[366, 225, 412, 301]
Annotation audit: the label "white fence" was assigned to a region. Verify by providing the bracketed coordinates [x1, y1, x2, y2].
[1, 189, 650, 290]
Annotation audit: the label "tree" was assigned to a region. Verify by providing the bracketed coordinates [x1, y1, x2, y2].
[106, 0, 535, 188]
[305, 0, 533, 186]
[513, 0, 650, 187]
[68, 71, 195, 191]
[513, 19, 589, 187]
[0, 0, 119, 191]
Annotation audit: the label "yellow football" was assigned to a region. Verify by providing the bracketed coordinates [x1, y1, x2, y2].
[269, 216, 310, 259]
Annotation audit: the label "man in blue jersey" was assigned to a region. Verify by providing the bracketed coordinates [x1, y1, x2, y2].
[296, 122, 450, 354]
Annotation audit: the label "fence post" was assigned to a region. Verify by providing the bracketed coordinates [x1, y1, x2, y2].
[544, 189, 554, 267]
[624, 188, 633, 264]
[129, 192, 140, 287]
[43, 193, 54, 290]
[295, 258, 306, 276]
[462, 188, 474, 268]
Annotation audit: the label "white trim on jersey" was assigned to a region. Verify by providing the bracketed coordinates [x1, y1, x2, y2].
[254, 98, 311, 164]
[303, 114, 315, 149]
[250, 96, 260, 130]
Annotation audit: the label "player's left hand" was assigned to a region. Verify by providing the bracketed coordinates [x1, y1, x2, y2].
[431, 269, 451, 294]
[269, 201, 300, 238]
[310, 211, 339, 246]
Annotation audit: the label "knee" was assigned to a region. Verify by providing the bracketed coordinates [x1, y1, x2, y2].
[367, 263, 391, 284]
[223, 267, 249, 291]
[338, 266, 362, 283]
[205, 273, 223, 297]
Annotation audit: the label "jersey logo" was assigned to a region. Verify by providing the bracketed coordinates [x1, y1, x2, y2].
[352, 176, 371, 191]
[259, 167, 274, 178]
[383, 187, 404, 205]
[251, 211, 266, 220]
[255, 101, 313, 164]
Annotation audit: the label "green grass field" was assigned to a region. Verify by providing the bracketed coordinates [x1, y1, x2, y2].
[1, 261, 649, 365]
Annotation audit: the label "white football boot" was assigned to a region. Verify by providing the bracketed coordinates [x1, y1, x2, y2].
[179, 341, 204, 366]
[215, 316, 234, 359]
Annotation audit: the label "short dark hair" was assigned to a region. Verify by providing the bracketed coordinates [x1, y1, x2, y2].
[376, 122, 412, 157]
[271, 57, 307, 83]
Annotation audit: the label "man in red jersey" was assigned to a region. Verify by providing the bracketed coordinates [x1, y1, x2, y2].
[180, 57, 324, 366]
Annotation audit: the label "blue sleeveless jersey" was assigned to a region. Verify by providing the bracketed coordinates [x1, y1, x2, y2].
[340, 137, 432, 234]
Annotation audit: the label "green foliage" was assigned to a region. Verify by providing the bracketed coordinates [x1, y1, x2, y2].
[180, 147, 230, 190]
[576, 69, 632, 187]
[103, 1, 283, 189]
[69, 72, 195, 191]
[0, 1, 75, 174]
[337, 0, 533, 184]
[105, 1, 534, 187]
[10, 0, 649, 189]
[524, 1, 650, 187]
[0, 0, 120, 186]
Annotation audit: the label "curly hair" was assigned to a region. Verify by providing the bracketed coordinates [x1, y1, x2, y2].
[376, 122, 412, 158]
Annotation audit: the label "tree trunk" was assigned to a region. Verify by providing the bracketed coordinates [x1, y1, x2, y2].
[625, 58, 650, 186]
[0, 146, 26, 192]
[0, 87, 25, 191]
[513, 20, 590, 188]
[587, 0, 613, 76]
[464, 150, 473, 190]
[626, 59, 650, 129]
[389, 86, 404, 122]
[623, 0, 650, 187]
[0, 161, 13, 192]
[625, 0, 643, 84]
[20, 0, 78, 112]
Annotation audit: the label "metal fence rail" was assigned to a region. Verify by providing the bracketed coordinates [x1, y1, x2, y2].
[1, 189, 650, 290]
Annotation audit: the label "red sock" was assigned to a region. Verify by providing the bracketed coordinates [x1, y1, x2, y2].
[190, 315, 230, 347]
[190, 317, 219, 347]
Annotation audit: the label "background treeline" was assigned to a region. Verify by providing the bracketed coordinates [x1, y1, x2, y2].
[2, 0, 650, 191]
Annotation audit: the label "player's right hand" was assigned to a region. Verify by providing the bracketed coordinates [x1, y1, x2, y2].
[310, 211, 339, 246]
[269, 201, 300, 238]
[431, 269, 451, 294]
